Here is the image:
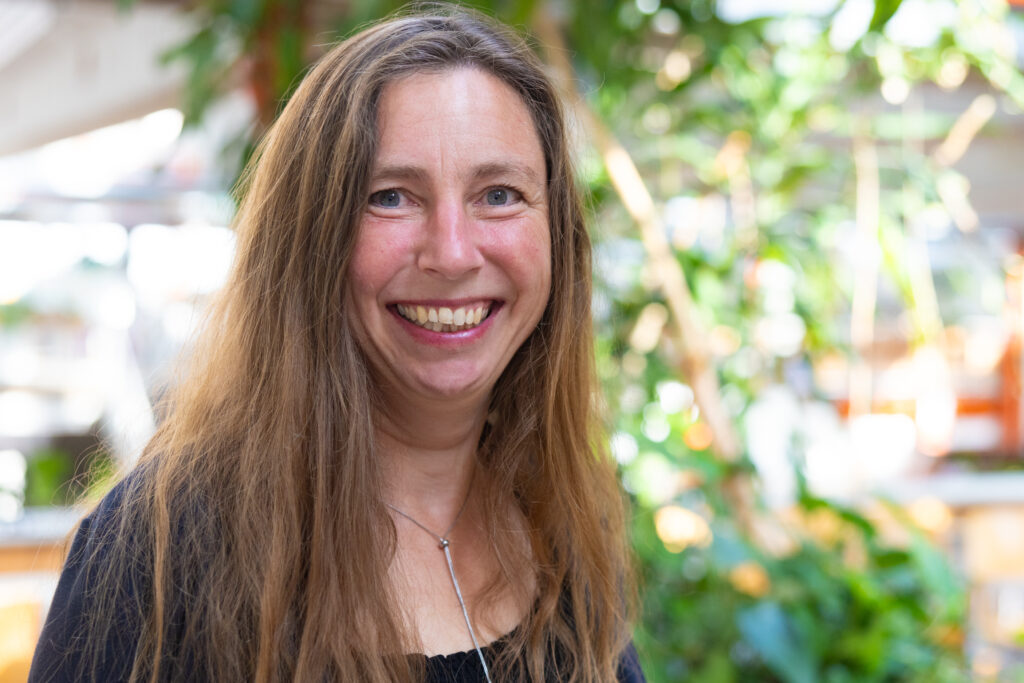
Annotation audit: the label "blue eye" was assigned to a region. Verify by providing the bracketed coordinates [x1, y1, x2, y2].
[370, 189, 401, 208]
[486, 188, 510, 206]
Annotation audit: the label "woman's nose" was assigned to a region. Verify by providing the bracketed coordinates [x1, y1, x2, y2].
[417, 199, 484, 279]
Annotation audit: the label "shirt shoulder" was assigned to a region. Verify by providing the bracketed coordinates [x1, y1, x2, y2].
[617, 640, 647, 682]
[28, 473, 147, 683]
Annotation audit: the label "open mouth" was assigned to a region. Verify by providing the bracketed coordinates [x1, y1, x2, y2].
[394, 302, 495, 333]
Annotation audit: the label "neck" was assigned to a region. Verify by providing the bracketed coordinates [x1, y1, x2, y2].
[376, 391, 488, 529]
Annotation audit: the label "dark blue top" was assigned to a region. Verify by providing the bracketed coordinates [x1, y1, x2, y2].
[29, 481, 645, 682]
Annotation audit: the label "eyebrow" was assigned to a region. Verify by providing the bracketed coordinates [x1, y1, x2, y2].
[370, 161, 543, 187]
[471, 161, 543, 187]
[369, 164, 430, 184]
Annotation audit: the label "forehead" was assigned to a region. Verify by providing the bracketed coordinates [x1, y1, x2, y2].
[372, 67, 546, 182]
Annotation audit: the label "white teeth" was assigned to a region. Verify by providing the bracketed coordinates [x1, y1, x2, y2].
[395, 303, 491, 332]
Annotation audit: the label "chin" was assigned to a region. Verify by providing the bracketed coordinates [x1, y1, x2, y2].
[408, 371, 491, 402]
[419, 381, 484, 401]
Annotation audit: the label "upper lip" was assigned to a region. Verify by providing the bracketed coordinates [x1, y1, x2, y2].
[388, 297, 499, 307]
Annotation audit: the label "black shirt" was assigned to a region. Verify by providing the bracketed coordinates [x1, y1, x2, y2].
[29, 482, 646, 682]
[420, 632, 645, 682]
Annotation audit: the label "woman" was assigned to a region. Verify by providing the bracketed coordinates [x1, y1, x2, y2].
[30, 5, 641, 682]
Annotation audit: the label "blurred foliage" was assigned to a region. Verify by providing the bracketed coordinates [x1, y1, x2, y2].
[580, 0, 1020, 679]
[615, 355, 969, 680]
[134, 0, 1024, 679]
[23, 447, 74, 507]
[0, 301, 34, 328]
[23, 446, 116, 508]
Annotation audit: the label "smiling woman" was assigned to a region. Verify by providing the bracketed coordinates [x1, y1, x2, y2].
[28, 5, 642, 683]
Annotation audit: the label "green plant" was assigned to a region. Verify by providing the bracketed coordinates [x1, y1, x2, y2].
[24, 446, 117, 508]
[24, 447, 74, 507]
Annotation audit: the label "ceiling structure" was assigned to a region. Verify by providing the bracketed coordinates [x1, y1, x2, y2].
[0, 0, 193, 157]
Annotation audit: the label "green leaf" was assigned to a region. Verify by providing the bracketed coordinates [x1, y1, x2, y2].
[737, 602, 818, 683]
[692, 650, 738, 683]
[24, 447, 74, 507]
[868, 0, 903, 32]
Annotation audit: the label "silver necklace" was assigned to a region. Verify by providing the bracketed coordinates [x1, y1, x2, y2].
[387, 488, 494, 683]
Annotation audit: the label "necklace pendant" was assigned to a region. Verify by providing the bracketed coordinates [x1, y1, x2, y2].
[439, 538, 450, 550]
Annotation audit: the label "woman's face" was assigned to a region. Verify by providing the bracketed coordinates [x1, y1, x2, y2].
[348, 68, 551, 406]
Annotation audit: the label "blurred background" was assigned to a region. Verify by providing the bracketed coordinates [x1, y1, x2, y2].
[1, 0, 1023, 680]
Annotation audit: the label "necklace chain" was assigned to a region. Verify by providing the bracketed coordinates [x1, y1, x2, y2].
[386, 481, 493, 683]
[387, 488, 470, 546]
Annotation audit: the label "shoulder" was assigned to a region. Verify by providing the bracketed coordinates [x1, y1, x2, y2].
[617, 640, 647, 683]
[28, 471, 150, 683]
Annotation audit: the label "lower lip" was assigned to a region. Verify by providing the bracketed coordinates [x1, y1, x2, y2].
[389, 305, 501, 347]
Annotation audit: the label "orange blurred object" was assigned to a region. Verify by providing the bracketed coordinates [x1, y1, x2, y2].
[728, 561, 771, 597]
[683, 421, 713, 450]
[0, 601, 40, 683]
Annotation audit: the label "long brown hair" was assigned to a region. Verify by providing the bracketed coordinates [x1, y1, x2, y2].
[77, 5, 633, 682]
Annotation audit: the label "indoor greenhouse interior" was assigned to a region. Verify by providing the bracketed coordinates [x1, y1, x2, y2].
[2, 0, 1024, 681]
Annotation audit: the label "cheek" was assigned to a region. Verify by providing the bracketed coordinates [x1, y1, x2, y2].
[345, 229, 406, 345]
[494, 222, 552, 308]
[348, 224, 407, 297]
[521, 225, 552, 287]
